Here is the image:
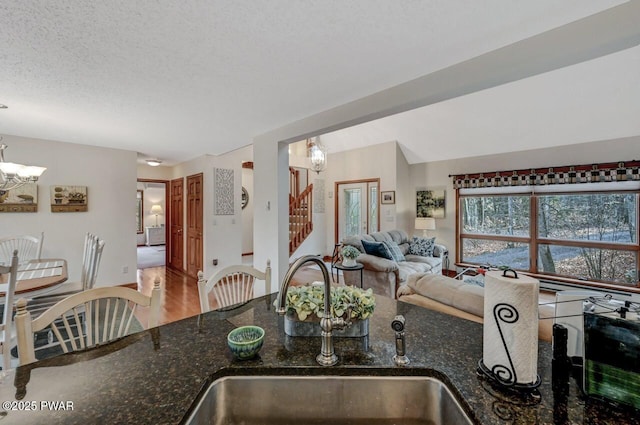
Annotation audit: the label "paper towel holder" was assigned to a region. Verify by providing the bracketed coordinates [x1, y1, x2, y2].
[477, 359, 541, 394]
[478, 268, 541, 394]
[502, 268, 518, 279]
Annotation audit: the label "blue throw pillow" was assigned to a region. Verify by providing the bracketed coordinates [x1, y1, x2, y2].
[361, 240, 393, 260]
[383, 240, 405, 262]
[408, 236, 436, 257]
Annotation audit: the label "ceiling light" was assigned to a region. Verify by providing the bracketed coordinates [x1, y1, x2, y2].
[307, 137, 327, 174]
[146, 159, 162, 167]
[0, 104, 8, 109]
[0, 141, 47, 192]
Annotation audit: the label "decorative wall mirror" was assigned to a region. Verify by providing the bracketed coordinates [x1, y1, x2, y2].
[241, 187, 249, 209]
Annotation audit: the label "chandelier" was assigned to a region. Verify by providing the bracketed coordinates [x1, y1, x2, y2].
[307, 137, 327, 174]
[0, 142, 47, 192]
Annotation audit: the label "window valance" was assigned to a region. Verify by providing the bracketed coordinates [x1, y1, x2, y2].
[451, 160, 640, 190]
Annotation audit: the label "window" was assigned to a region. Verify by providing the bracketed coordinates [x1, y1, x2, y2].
[537, 193, 637, 285]
[459, 190, 639, 288]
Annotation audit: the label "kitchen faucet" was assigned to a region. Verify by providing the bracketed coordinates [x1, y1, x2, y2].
[276, 255, 350, 366]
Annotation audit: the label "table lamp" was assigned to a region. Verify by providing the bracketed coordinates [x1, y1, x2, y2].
[150, 204, 163, 227]
[415, 217, 435, 237]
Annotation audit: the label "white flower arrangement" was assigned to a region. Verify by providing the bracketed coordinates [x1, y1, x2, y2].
[283, 285, 376, 321]
[341, 245, 360, 260]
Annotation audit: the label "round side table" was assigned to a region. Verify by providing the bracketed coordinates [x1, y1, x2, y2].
[333, 263, 364, 288]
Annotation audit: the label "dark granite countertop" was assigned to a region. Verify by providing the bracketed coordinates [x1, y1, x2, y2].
[0, 293, 637, 424]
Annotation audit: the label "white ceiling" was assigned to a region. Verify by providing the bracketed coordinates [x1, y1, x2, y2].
[0, 0, 634, 165]
[321, 44, 640, 164]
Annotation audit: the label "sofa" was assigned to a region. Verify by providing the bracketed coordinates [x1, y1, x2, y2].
[341, 229, 447, 298]
[398, 273, 553, 341]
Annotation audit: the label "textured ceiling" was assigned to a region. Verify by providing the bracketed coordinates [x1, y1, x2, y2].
[0, 0, 630, 165]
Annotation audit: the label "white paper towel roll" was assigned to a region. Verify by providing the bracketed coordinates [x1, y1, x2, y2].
[482, 270, 539, 386]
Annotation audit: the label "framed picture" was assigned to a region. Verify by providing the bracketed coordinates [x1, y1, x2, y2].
[0, 183, 38, 212]
[381, 191, 395, 205]
[50, 185, 88, 212]
[417, 188, 445, 218]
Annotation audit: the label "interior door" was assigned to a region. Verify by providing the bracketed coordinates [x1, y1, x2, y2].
[336, 179, 379, 243]
[186, 173, 203, 278]
[169, 178, 184, 271]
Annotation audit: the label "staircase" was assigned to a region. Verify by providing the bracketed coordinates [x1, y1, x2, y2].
[289, 167, 313, 254]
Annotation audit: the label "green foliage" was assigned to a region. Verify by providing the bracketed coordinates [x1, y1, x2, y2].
[284, 285, 376, 321]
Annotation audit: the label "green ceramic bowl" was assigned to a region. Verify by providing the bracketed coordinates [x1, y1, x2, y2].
[227, 326, 265, 360]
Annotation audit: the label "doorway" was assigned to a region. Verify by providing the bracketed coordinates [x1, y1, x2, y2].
[335, 178, 380, 243]
[136, 179, 169, 269]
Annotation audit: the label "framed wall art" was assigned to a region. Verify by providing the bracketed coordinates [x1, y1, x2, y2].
[381, 191, 395, 205]
[214, 168, 234, 215]
[416, 188, 445, 218]
[0, 183, 38, 213]
[51, 185, 88, 212]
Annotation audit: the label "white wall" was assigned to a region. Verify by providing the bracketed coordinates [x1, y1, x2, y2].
[171, 154, 211, 274]
[324, 141, 399, 254]
[137, 164, 172, 181]
[395, 143, 412, 234]
[210, 146, 254, 275]
[241, 167, 254, 254]
[408, 136, 640, 271]
[0, 135, 138, 286]
[170, 146, 253, 278]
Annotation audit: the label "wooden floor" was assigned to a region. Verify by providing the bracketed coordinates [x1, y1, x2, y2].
[135, 266, 557, 326]
[131, 266, 198, 325]
[134, 264, 323, 325]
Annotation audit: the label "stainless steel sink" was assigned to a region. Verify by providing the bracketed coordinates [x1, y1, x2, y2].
[184, 375, 474, 425]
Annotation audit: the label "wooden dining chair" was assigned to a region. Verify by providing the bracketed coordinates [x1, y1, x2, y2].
[0, 250, 19, 370]
[197, 260, 271, 313]
[14, 279, 161, 366]
[0, 232, 43, 266]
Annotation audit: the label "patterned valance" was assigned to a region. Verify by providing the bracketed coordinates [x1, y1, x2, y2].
[451, 160, 640, 190]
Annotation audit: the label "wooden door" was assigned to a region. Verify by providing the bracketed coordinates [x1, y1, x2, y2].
[169, 178, 184, 271]
[186, 173, 203, 278]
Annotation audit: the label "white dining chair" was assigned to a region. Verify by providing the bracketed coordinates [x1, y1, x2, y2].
[30, 234, 104, 304]
[0, 232, 43, 266]
[24, 235, 105, 336]
[0, 250, 18, 370]
[197, 261, 271, 313]
[14, 279, 161, 366]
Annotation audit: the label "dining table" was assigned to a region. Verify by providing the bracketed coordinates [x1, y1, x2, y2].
[0, 259, 68, 302]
